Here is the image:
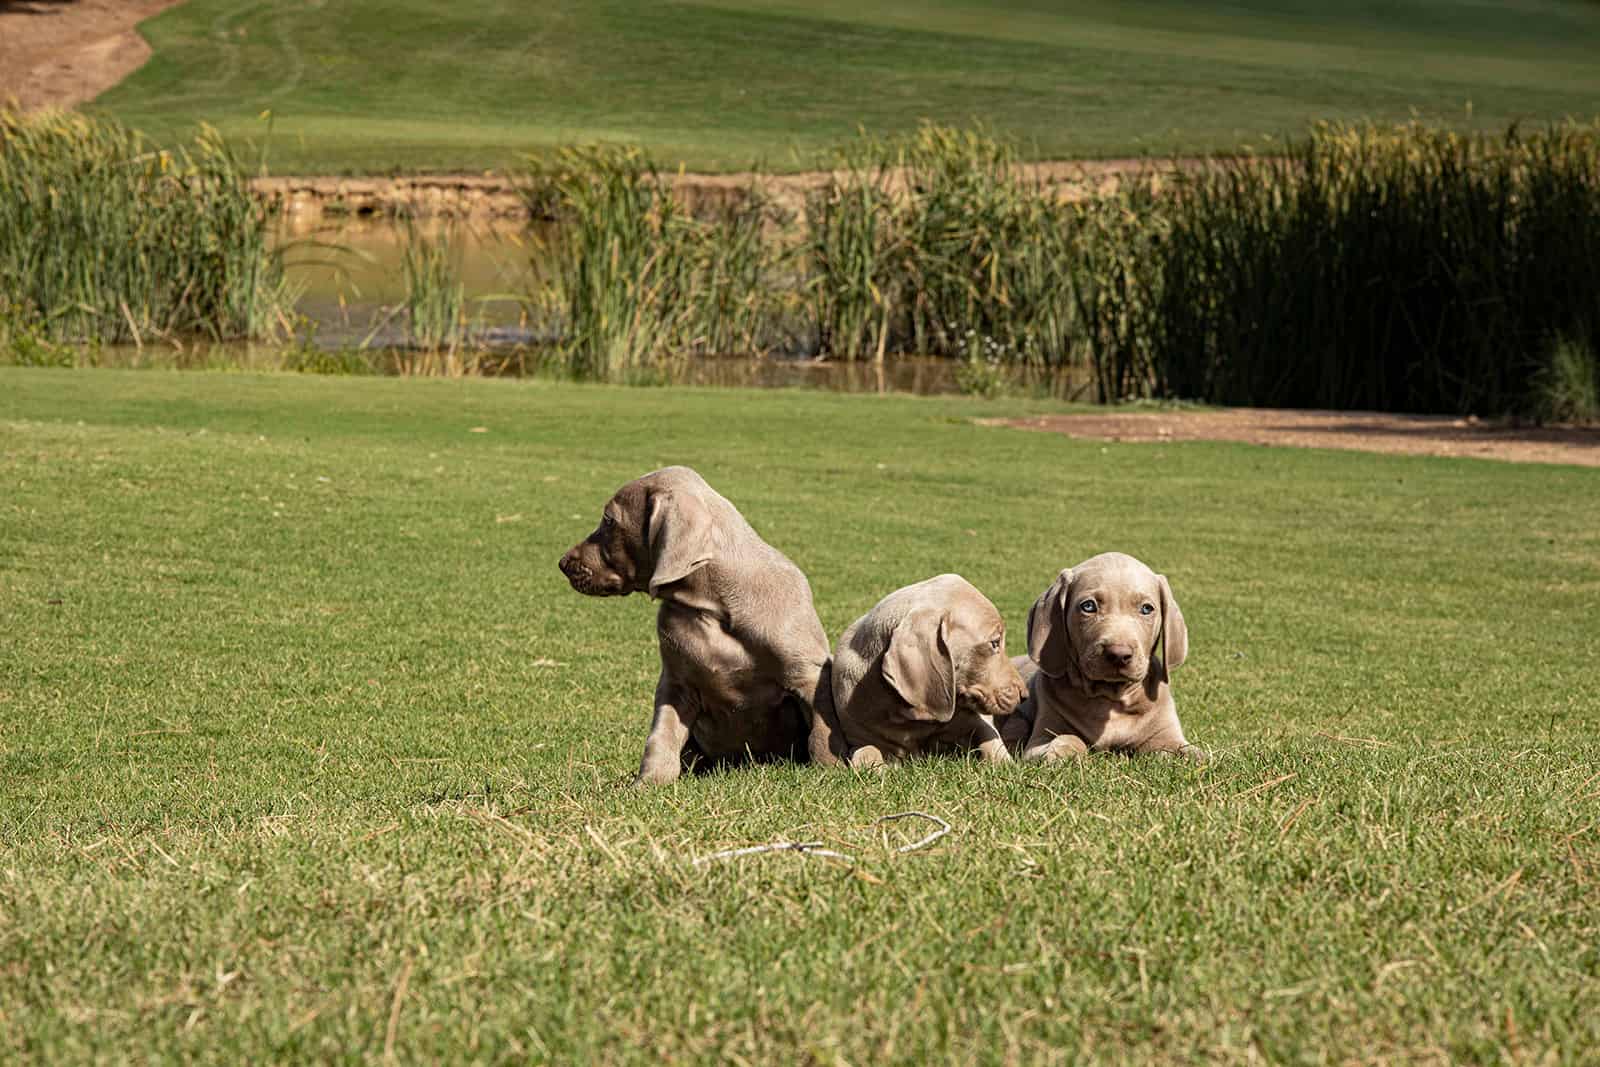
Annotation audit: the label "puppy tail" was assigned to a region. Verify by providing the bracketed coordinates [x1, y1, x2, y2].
[805, 659, 850, 767]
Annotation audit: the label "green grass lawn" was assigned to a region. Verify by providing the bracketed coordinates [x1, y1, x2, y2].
[93, 0, 1600, 173]
[3, 369, 1598, 1061]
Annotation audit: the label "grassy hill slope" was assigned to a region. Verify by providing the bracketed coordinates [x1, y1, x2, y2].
[93, 0, 1600, 173]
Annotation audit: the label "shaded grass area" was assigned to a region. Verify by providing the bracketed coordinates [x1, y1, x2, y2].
[94, 0, 1600, 173]
[3, 370, 1599, 1061]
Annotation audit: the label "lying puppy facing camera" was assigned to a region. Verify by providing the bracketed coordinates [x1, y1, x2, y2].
[558, 466, 839, 785]
[1000, 552, 1201, 761]
[831, 574, 1026, 767]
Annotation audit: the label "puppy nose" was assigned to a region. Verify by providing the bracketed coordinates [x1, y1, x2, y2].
[1103, 643, 1135, 668]
[558, 551, 576, 575]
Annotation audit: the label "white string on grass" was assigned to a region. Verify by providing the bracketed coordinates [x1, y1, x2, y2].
[875, 810, 952, 853]
[692, 811, 951, 867]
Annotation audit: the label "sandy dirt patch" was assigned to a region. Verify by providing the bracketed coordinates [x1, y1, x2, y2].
[0, 0, 182, 111]
[258, 157, 1193, 221]
[982, 409, 1600, 467]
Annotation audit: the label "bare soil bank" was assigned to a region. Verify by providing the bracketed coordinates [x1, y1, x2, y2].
[983, 409, 1600, 467]
[0, 0, 181, 111]
[255, 158, 1191, 223]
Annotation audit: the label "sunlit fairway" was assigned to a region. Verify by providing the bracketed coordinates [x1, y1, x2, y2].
[3, 368, 1597, 1061]
[95, 0, 1600, 172]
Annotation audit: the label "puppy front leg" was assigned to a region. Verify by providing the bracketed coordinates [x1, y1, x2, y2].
[637, 681, 698, 786]
[1025, 734, 1089, 761]
[995, 708, 1033, 753]
[1022, 715, 1088, 762]
[801, 660, 850, 767]
[848, 745, 886, 769]
[779, 657, 846, 767]
[968, 715, 1012, 764]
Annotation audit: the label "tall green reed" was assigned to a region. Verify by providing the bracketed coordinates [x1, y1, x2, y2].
[522, 147, 790, 380]
[805, 125, 1080, 364]
[805, 144, 903, 361]
[527, 128, 1085, 378]
[397, 214, 467, 354]
[0, 110, 296, 345]
[403, 121, 1600, 416]
[1065, 186, 1166, 403]
[1093, 122, 1600, 415]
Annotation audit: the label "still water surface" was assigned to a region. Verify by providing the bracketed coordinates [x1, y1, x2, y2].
[186, 217, 1093, 397]
[279, 217, 538, 345]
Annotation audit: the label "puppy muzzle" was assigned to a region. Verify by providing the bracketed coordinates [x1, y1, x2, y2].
[963, 683, 1026, 718]
[1085, 644, 1148, 684]
[559, 550, 626, 597]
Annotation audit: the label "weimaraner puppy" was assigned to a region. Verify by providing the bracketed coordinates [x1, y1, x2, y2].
[1000, 552, 1201, 761]
[558, 466, 843, 785]
[831, 574, 1026, 766]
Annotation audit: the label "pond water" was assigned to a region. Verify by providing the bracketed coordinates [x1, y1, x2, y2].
[278, 216, 540, 346]
[190, 216, 1094, 398]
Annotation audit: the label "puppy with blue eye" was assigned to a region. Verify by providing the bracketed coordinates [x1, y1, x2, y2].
[830, 574, 1027, 767]
[1000, 552, 1202, 761]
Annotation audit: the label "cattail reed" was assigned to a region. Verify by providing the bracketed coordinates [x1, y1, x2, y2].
[1088, 122, 1600, 415]
[0, 109, 296, 346]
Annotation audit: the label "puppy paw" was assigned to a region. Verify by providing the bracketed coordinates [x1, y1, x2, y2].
[1025, 735, 1089, 762]
[976, 739, 1013, 764]
[807, 733, 848, 768]
[633, 762, 682, 787]
[848, 745, 886, 770]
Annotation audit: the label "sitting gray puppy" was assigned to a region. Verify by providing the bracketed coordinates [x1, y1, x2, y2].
[558, 466, 840, 785]
[1000, 552, 1201, 761]
[831, 574, 1026, 766]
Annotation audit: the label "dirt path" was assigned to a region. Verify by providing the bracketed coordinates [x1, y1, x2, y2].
[983, 409, 1600, 467]
[0, 0, 184, 111]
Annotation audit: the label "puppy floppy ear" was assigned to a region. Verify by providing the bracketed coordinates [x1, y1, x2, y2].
[645, 489, 716, 596]
[1026, 568, 1075, 678]
[882, 607, 956, 722]
[1147, 573, 1188, 698]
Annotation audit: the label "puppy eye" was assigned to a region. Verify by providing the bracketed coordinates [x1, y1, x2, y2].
[600, 514, 614, 530]
[1078, 599, 1097, 614]
[989, 637, 1002, 653]
[1140, 603, 1156, 616]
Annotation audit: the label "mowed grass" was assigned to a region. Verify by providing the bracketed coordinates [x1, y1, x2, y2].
[95, 0, 1600, 172]
[2, 369, 1599, 1062]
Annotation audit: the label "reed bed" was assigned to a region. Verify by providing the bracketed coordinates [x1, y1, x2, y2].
[526, 129, 1085, 379]
[6, 113, 1594, 417]
[397, 214, 467, 354]
[386, 213, 492, 375]
[522, 147, 792, 380]
[518, 122, 1599, 416]
[807, 125, 1080, 364]
[0, 110, 296, 347]
[1087, 122, 1600, 414]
